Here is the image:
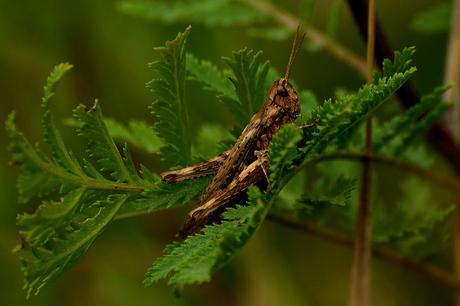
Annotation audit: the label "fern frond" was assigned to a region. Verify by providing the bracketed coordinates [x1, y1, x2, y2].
[14, 187, 87, 249]
[21, 193, 130, 298]
[6, 64, 83, 203]
[375, 205, 454, 258]
[41, 63, 85, 177]
[186, 53, 236, 100]
[135, 177, 212, 212]
[6, 112, 66, 203]
[105, 118, 164, 155]
[74, 102, 142, 184]
[117, 0, 265, 27]
[63, 117, 164, 155]
[148, 26, 192, 167]
[7, 64, 154, 297]
[221, 48, 270, 130]
[373, 83, 454, 153]
[296, 59, 417, 166]
[144, 187, 268, 296]
[373, 47, 416, 83]
[293, 177, 357, 223]
[268, 124, 301, 190]
[188, 49, 270, 134]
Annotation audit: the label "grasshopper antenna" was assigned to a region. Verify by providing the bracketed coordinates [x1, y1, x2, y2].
[285, 22, 306, 80]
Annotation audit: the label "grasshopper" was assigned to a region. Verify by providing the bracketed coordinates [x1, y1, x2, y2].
[162, 24, 311, 240]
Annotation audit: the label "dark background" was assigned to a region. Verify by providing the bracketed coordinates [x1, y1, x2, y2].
[0, 0, 452, 305]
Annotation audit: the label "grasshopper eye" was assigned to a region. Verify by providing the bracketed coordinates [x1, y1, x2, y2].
[277, 83, 288, 96]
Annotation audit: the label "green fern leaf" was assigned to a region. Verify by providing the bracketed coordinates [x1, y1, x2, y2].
[186, 53, 236, 100]
[104, 118, 164, 155]
[6, 64, 83, 203]
[74, 102, 141, 184]
[22, 193, 129, 298]
[373, 47, 416, 84]
[63, 117, 164, 155]
[220, 49, 270, 133]
[294, 177, 357, 222]
[268, 124, 301, 189]
[144, 187, 269, 296]
[14, 187, 87, 250]
[373, 83, 454, 152]
[394, 101, 453, 156]
[148, 26, 192, 167]
[7, 65, 153, 297]
[188, 49, 270, 133]
[376, 205, 454, 258]
[135, 176, 212, 212]
[6, 112, 68, 203]
[41, 63, 85, 177]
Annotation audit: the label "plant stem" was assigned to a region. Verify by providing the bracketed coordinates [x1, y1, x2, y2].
[443, 0, 460, 304]
[445, 0, 460, 141]
[348, 1, 375, 305]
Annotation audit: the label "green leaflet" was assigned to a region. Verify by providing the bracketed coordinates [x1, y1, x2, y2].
[41, 63, 85, 178]
[6, 64, 80, 203]
[373, 83, 454, 154]
[293, 177, 358, 221]
[135, 177, 212, 212]
[375, 204, 454, 258]
[186, 53, 236, 100]
[74, 102, 143, 184]
[148, 26, 192, 167]
[222, 49, 270, 131]
[101, 118, 164, 155]
[63, 117, 165, 155]
[144, 189, 269, 297]
[268, 124, 302, 190]
[22, 194, 129, 298]
[373, 47, 416, 83]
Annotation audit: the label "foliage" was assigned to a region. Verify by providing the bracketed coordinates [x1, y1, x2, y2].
[148, 25, 192, 167]
[6, 64, 151, 298]
[7, 23, 454, 299]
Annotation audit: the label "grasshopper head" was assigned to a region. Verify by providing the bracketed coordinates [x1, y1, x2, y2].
[268, 78, 301, 118]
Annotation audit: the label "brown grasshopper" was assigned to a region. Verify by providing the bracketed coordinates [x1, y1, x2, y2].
[162, 24, 312, 240]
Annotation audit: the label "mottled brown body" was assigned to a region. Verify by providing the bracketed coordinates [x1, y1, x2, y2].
[161, 25, 307, 240]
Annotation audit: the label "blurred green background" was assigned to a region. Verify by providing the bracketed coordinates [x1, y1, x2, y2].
[0, 0, 454, 305]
